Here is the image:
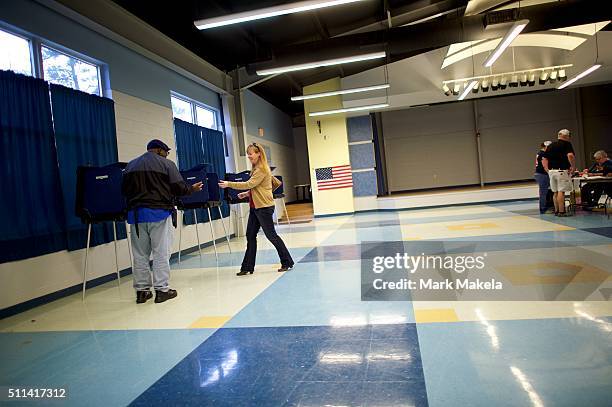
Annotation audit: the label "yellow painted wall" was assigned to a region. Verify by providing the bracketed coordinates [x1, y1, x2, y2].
[304, 78, 355, 216]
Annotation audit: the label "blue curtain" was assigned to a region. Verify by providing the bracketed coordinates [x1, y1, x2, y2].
[202, 127, 229, 220]
[0, 70, 67, 263]
[174, 119, 229, 225]
[174, 118, 207, 225]
[50, 84, 124, 251]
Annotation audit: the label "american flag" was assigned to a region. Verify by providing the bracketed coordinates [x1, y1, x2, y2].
[315, 165, 353, 191]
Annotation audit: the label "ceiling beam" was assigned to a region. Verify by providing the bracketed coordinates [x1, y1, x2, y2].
[247, 0, 610, 75]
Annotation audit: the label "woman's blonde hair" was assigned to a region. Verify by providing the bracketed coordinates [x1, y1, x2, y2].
[247, 142, 270, 172]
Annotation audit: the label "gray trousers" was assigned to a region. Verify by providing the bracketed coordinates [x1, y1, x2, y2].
[130, 217, 173, 292]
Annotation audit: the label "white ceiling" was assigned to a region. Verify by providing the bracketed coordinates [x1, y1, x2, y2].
[341, 24, 612, 114]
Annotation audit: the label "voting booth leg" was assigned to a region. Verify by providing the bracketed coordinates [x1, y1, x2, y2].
[281, 198, 291, 225]
[218, 206, 232, 253]
[81, 223, 92, 301]
[178, 213, 183, 265]
[125, 221, 134, 271]
[112, 222, 121, 288]
[207, 207, 218, 260]
[193, 210, 203, 258]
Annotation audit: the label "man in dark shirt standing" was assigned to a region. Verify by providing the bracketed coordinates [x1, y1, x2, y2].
[581, 150, 612, 209]
[542, 129, 576, 216]
[122, 140, 202, 304]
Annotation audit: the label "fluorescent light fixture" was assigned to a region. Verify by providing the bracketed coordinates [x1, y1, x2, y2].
[558, 65, 601, 89]
[309, 103, 389, 117]
[194, 0, 368, 30]
[483, 20, 529, 68]
[291, 83, 389, 101]
[458, 80, 477, 100]
[256, 51, 386, 75]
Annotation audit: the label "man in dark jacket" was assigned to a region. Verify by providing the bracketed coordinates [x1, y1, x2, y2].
[122, 139, 202, 304]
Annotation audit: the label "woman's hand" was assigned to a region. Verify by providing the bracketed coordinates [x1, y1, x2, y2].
[218, 181, 230, 189]
[237, 191, 249, 199]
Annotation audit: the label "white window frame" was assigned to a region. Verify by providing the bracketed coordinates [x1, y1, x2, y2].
[171, 92, 220, 131]
[0, 22, 108, 97]
[39, 43, 103, 97]
[0, 26, 35, 77]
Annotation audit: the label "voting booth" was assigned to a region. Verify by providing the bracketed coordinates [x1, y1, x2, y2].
[177, 164, 231, 263]
[75, 163, 131, 300]
[224, 170, 251, 204]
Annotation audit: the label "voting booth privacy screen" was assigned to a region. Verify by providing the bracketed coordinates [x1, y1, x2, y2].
[178, 164, 210, 210]
[75, 163, 127, 223]
[225, 171, 251, 204]
[206, 172, 221, 203]
[274, 175, 284, 197]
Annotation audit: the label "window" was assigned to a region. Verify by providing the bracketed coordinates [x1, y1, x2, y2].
[171, 95, 193, 123]
[0, 29, 32, 76]
[171, 94, 218, 130]
[196, 105, 216, 129]
[41, 46, 101, 96]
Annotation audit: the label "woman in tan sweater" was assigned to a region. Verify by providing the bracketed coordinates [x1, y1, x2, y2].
[219, 143, 294, 276]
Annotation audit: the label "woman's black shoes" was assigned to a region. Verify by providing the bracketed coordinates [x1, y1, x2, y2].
[278, 264, 294, 272]
[237, 270, 254, 276]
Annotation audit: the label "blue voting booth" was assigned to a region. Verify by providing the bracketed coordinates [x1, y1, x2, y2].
[177, 164, 231, 263]
[224, 170, 251, 204]
[75, 163, 130, 300]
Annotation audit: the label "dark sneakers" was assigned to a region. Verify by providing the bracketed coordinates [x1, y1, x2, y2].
[278, 264, 294, 272]
[155, 289, 178, 303]
[136, 290, 153, 304]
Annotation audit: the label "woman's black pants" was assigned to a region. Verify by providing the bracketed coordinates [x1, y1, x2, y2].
[241, 206, 293, 272]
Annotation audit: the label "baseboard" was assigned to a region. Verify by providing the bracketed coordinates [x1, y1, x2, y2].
[0, 234, 235, 320]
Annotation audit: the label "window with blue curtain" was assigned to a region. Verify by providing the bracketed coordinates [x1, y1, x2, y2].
[174, 118, 229, 225]
[50, 83, 124, 251]
[0, 70, 67, 263]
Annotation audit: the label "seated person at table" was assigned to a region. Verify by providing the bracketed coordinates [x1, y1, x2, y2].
[581, 150, 612, 209]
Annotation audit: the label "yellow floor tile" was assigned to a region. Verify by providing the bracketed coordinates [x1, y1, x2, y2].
[414, 308, 459, 323]
[497, 262, 611, 285]
[401, 215, 573, 240]
[189, 315, 231, 328]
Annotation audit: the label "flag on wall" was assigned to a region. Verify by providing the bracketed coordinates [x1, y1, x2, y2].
[315, 165, 353, 191]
